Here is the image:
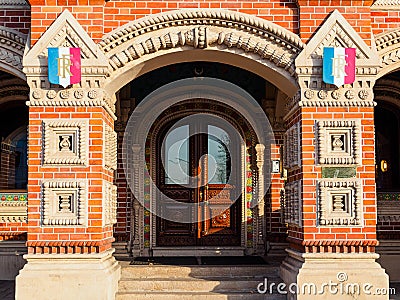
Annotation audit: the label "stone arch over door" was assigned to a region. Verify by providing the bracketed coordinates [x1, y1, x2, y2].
[376, 28, 400, 79]
[0, 26, 27, 80]
[99, 9, 304, 97]
[122, 78, 274, 256]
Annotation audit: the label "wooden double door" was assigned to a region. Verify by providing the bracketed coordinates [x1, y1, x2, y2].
[156, 115, 242, 246]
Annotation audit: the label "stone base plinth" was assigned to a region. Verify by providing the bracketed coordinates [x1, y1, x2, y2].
[16, 249, 121, 300]
[280, 249, 389, 300]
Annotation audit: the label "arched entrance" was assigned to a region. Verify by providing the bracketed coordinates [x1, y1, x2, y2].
[116, 66, 282, 256]
[373, 70, 400, 281]
[149, 100, 256, 249]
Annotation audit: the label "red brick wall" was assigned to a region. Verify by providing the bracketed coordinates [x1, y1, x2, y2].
[297, 106, 377, 252]
[5, 1, 400, 52]
[26, 106, 115, 254]
[28, 0, 299, 44]
[371, 10, 400, 36]
[0, 8, 31, 35]
[103, 0, 299, 36]
[297, 1, 373, 44]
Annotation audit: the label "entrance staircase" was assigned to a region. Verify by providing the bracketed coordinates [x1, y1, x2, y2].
[116, 257, 286, 299]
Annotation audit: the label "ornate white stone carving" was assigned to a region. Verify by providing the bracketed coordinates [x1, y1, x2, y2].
[104, 124, 117, 171]
[296, 10, 380, 75]
[375, 28, 400, 77]
[284, 180, 302, 227]
[316, 120, 361, 165]
[0, 200, 27, 223]
[27, 88, 116, 119]
[0, 26, 27, 79]
[100, 9, 304, 79]
[42, 180, 87, 226]
[43, 120, 88, 166]
[372, 0, 400, 9]
[23, 9, 109, 79]
[317, 179, 362, 226]
[103, 181, 117, 226]
[284, 122, 300, 169]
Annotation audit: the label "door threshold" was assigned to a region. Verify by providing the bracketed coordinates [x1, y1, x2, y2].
[152, 246, 245, 257]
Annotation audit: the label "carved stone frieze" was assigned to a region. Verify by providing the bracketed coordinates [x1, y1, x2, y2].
[42, 180, 87, 226]
[23, 10, 109, 81]
[372, 0, 400, 9]
[375, 28, 400, 77]
[27, 88, 116, 118]
[103, 181, 117, 226]
[317, 179, 362, 226]
[283, 122, 300, 169]
[285, 86, 376, 118]
[0, 26, 27, 79]
[316, 120, 361, 165]
[296, 10, 380, 76]
[0, 192, 27, 223]
[104, 124, 117, 171]
[100, 10, 304, 77]
[284, 180, 302, 227]
[42, 120, 88, 166]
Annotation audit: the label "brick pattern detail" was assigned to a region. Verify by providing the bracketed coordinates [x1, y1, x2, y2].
[4, 1, 400, 49]
[371, 10, 400, 35]
[297, 1, 373, 44]
[290, 106, 377, 252]
[28, 0, 299, 44]
[0, 8, 30, 34]
[27, 106, 115, 254]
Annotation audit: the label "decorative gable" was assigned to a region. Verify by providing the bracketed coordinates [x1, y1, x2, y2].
[23, 9, 108, 74]
[296, 10, 380, 71]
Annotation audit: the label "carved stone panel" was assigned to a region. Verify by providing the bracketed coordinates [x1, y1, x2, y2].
[104, 124, 117, 171]
[316, 120, 361, 165]
[284, 180, 302, 227]
[43, 120, 88, 166]
[42, 180, 87, 226]
[103, 181, 117, 226]
[317, 179, 362, 226]
[284, 122, 301, 169]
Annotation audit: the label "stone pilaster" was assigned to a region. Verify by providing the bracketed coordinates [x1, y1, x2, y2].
[280, 10, 389, 300]
[15, 10, 120, 300]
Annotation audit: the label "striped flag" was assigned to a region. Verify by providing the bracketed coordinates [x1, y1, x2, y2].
[323, 47, 356, 87]
[48, 47, 81, 88]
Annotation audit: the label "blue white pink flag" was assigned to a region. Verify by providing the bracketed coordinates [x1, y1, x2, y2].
[48, 47, 81, 88]
[323, 47, 356, 87]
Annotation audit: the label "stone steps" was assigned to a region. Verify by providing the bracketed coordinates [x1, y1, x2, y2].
[116, 291, 285, 299]
[116, 261, 285, 299]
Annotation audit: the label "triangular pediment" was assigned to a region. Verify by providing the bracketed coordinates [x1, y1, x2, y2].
[296, 10, 380, 68]
[23, 9, 108, 69]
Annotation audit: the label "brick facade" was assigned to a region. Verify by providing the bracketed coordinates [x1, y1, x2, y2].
[0, 0, 399, 297]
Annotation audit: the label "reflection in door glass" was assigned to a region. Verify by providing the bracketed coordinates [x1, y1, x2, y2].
[165, 125, 189, 184]
[208, 125, 231, 184]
